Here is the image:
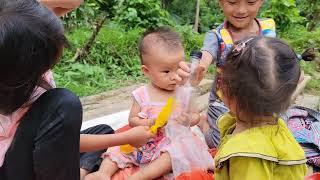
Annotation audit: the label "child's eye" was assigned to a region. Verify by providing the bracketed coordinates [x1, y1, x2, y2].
[162, 71, 170, 73]
[227, 1, 237, 5]
[248, 0, 257, 5]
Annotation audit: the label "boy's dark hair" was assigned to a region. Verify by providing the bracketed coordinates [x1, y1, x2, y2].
[0, 0, 68, 114]
[138, 26, 183, 64]
[221, 37, 300, 122]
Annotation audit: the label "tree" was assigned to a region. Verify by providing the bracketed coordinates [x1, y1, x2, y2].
[193, 0, 200, 32]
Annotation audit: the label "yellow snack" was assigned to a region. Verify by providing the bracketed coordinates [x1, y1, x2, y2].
[150, 97, 175, 134]
[120, 97, 175, 154]
[120, 144, 135, 154]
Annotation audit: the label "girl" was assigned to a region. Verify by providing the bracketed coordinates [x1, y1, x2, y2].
[176, 36, 308, 179]
[85, 27, 211, 180]
[177, 0, 314, 149]
[214, 36, 307, 179]
[0, 1, 153, 179]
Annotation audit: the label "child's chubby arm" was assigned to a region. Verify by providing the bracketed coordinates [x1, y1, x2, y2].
[128, 98, 155, 127]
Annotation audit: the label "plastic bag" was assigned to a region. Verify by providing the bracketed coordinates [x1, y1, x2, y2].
[164, 84, 214, 178]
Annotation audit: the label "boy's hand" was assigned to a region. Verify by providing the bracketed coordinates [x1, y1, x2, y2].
[192, 62, 208, 86]
[125, 126, 155, 148]
[176, 61, 208, 86]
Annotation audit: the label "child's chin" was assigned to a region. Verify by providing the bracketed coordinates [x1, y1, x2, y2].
[164, 86, 176, 91]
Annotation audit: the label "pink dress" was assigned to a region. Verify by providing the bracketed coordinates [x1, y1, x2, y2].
[0, 71, 55, 167]
[105, 86, 214, 178]
[103, 86, 171, 168]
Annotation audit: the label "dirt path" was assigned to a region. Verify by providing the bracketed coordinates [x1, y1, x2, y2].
[81, 78, 320, 121]
[81, 79, 214, 121]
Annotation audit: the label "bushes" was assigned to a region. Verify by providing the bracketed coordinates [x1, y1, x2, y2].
[281, 28, 320, 95]
[55, 25, 203, 96]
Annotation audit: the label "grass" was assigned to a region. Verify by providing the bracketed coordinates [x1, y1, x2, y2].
[55, 24, 320, 97]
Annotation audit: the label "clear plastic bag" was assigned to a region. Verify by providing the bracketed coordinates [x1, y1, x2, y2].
[164, 84, 214, 178]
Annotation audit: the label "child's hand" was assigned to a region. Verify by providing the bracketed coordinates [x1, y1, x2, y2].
[176, 61, 191, 85]
[147, 118, 156, 127]
[125, 126, 155, 148]
[177, 61, 208, 86]
[174, 112, 193, 126]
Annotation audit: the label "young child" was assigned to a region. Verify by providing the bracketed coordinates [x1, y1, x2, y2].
[213, 36, 307, 179]
[174, 36, 308, 180]
[84, 27, 208, 180]
[178, 0, 314, 149]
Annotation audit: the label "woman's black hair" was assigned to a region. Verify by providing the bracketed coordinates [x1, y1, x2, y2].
[0, 0, 68, 114]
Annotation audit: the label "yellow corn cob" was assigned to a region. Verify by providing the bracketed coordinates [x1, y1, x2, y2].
[120, 97, 175, 154]
[150, 97, 175, 134]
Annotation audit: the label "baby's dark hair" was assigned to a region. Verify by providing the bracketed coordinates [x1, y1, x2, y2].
[221, 37, 300, 122]
[0, 0, 68, 114]
[138, 26, 183, 64]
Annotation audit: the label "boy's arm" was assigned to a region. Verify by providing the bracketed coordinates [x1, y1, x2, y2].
[128, 99, 154, 127]
[200, 31, 219, 67]
[184, 31, 219, 86]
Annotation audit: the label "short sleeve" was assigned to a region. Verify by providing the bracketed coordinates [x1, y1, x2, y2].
[201, 31, 219, 61]
[131, 86, 147, 107]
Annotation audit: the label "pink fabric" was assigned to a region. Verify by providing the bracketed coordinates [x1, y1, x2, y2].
[103, 86, 170, 167]
[0, 71, 55, 167]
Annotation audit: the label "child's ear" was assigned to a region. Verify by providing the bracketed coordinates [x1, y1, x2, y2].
[141, 65, 150, 76]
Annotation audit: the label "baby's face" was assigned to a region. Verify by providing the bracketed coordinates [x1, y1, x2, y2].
[142, 46, 185, 91]
[219, 0, 263, 29]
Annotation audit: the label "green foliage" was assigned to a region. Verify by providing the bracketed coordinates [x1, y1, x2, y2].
[281, 28, 320, 95]
[296, 0, 320, 31]
[113, 0, 172, 29]
[167, 0, 223, 33]
[175, 25, 204, 57]
[281, 26, 320, 52]
[199, 0, 224, 32]
[56, 25, 204, 96]
[260, 0, 304, 32]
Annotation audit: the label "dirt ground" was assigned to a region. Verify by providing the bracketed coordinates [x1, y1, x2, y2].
[81, 79, 320, 121]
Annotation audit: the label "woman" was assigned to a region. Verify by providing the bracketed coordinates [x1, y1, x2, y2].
[0, 1, 153, 179]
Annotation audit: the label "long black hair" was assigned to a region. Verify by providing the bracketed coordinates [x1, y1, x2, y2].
[0, 0, 68, 114]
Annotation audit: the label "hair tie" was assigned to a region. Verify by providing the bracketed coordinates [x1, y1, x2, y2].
[232, 37, 254, 56]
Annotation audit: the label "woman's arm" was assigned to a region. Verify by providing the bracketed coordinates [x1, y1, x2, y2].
[80, 126, 154, 152]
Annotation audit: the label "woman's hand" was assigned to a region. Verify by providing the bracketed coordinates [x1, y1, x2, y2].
[125, 126, 155, 148]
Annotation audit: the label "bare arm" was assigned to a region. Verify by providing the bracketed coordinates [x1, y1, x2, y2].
[128, 99, 154, 127]
[80, 126, 154, 152]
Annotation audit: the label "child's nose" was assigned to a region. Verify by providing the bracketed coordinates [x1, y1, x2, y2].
[237, 4, 248, 14]
[171, 72, 179, 82]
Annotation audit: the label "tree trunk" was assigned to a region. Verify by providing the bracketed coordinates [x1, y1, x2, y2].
[71, 14, 108, 62]
[193, 0, 200, 32]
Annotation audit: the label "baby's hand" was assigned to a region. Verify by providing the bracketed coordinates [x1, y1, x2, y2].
[147, 118, 156, 127]
[125, 126, 155, 148]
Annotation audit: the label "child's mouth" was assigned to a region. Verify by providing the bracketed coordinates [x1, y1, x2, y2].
[233, 16, 248, 20]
